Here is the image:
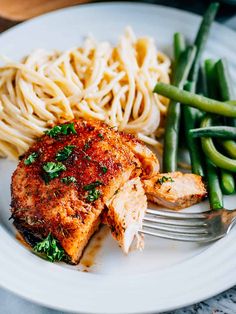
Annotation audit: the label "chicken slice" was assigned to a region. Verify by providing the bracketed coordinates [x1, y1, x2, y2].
[143, 172, 207, 210]
[105, 177, 147, 253]
[120, 133, 159, 178]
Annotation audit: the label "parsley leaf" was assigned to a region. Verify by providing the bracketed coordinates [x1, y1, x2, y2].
[98, 133, 104, 140]
[56, 145, 75, 161]
[100, 166, 107, 174]
[83, 155, 91, 161]
[83, 181, 102, 202]
[33, 233, 65, 262]
[44, 125, 62, 138]
[61, 123, 77, 135]
[84, 141, 91, 150]
[24, 152, 38, 165]
[157, 176, 174, 185]
[45, 123, 77, 138]
[42, 162, 66, 182]
[61, 176, 77, 185]
[86, 189, 101, 202]
[83, 181, 103, 191]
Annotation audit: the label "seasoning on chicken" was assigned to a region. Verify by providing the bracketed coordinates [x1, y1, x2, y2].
[106, 177, 147, 253]
[11, 119, 146, 264]
[143, 172, 207, 210]
[120, 133, 160, 178]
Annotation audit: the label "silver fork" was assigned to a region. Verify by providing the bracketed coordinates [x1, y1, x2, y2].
[140, 208, 236, 242]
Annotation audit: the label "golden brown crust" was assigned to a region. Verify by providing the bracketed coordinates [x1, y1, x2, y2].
[11, 119, 141, 263]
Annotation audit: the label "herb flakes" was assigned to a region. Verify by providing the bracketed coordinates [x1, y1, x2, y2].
[61, 176, 77, 185]
[86, 189, 101, 202]
[24, 152, 38, 165]
[83, 180, 102, 202]
[45, 123, 77, 138]
[56, 145, 75, 161]
[33, 233, 65, 262]
[84, 141, 91, 150]
[157, 176, 174, 185]
[100, 166, 107, 174]
[42, 162, 66, 183]
[83, 181, 103, 191]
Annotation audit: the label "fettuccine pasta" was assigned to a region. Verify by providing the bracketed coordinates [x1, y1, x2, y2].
[0, 27, 170, 159]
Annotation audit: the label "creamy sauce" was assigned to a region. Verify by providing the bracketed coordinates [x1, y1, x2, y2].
[79, 225, 109, 271]
[15, 232, 31, 249]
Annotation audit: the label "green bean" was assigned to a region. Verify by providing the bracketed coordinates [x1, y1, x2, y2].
[174, 33, 186, 62]
[203, 59, 235, 195]
[220, 170, 235, 195]
[163, 46, 196, 172]
[202, 59, 226, 202]
[153, 82, 236, 118]
[205, 158, 223, 210]
[215, 58, 236, 159]
[182, 82, 204, 176]
[181, 4, 219, 175]
[204, 59, 218, 98]
[189, 2, 219, 83]
[216, 59, 234, 101]
[190, 126, 236, 139]
[201, 116, 236, 172]
[218, 140, 236, 159]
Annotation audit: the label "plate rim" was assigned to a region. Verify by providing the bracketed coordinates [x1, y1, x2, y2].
[0, 2, 236, 313]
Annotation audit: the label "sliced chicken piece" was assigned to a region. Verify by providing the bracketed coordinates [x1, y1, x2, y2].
[120, 133, 159, 178]
[143, 172, 207, 210]
[106, 177, 147, 253]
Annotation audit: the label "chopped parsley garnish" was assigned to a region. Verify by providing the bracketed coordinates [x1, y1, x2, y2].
[33, 233, 65, 262]
[61, 176, 77, 185]
[84, 141, 91, 150]
[86, 189, 101, 202]
[100, 166, 107, 174]
[42, 162, 66, 183]
[157, 176, 174, 185]
[83, 181, 103, 191]
[45, 123, 77, 138]
[56, 145, 75, 161]
[84, 155, 92, 161]
[98, 133, 104, 140]
[24, 152, 38, 165]
[83, 181, 102, 202]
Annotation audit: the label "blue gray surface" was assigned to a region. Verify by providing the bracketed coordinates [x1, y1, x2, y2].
[0, 6, 236, 314]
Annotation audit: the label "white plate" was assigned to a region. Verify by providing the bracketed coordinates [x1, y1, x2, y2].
[0, 3, 236, 313]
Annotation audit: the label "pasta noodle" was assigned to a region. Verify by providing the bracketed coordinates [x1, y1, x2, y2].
[0, 27, 171, 159]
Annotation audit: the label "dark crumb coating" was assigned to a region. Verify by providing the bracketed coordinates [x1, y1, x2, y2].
[11, 119, 141, 263]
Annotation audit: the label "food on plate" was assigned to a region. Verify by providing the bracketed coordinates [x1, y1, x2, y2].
[4, 1, 236, 265]
[163, 2, 219, 176]
[143, 172, 207, 210]
[0, 28, 171, 159]
[11, 119, 147, 263]
[10, 119, 206, 263]
[105, 177, 146, 253]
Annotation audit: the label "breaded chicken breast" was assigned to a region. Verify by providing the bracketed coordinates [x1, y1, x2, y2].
[11, 119, 145, 263]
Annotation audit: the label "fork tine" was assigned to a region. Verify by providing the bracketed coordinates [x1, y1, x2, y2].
[146, 208, 208, 219]
[140, 228, 212, 242]
[142, 222, 208, 235]
[143, 216, 207, 227]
